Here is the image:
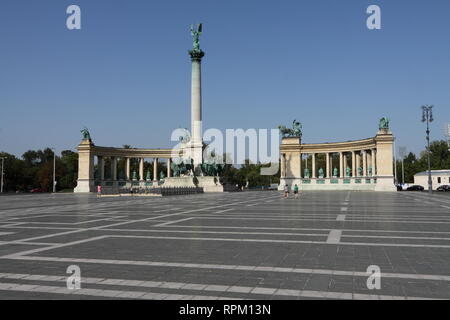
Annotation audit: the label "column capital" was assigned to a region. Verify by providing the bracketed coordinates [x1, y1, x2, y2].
[189, 49, 205, 62]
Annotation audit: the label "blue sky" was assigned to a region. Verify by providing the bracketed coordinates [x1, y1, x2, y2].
[0, 0, 449, 157]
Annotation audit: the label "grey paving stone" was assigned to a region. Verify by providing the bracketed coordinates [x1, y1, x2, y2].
[1, 191, 450, 299]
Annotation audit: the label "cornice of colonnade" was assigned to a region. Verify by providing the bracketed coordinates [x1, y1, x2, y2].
[280, 136, 380, 154]
[93, 146, 174, 158]
[76, 140, 174, 159]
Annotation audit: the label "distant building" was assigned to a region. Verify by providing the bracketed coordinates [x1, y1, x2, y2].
[414, 170, 450, 190]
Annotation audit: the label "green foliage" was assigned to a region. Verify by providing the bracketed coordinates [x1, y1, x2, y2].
[396, 140, 450, 183]
[220, 160, 279, 188]
[0, 149, 78, 192]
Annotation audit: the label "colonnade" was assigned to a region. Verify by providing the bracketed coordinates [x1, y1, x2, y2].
[279, 129, 396, 191]
[284, 149, 377, 178]
[96, 156, 172, 182]
[74, 140, 174, 192]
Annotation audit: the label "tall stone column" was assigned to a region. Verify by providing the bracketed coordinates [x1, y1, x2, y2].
[189, 46, 205, 169]
[167, 158, 171, 178]
[153, 158, 158, 181]
[362, 150, 367, 177]
[326, 153, 330, 178]
[355, 152, 361, 176]
[344, 153, 348, 176]
[372, 149, 377, 176]
[312, 153, 316, 178]
[339, 152, 344, 178]
[139, 158, 144, 181]
[111, 157, 117, 181]
[98, 156, 105, 181]
[125, 158, 130, 180]
[351, 151, 356, 177]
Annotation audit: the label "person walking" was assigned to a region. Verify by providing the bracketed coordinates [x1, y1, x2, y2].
[294, 184, 299, 199]
[97, 184, 102, 197]
[284, 184, 289, 198]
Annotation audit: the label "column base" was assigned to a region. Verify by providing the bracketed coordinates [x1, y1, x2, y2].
[163, 176, 223, 192]
[374, 176, 397, 192]
[74, 179, 96, 193]
[278, 178, 302, 190]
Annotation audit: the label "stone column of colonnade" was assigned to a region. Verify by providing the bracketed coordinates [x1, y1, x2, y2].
[111, 157, 117, 181]
[366, 151, 371, 176]
[355, 152, 361, 176]
[139, 158, 144, 181]
[125, 158, 130, 180]
[153, 158, 158, 182]
[339, 152, 344, 178]
[330, 153, 335, 177]
[372, 148, 377, 175]
[362, 151, 367, 177]
[326, 153, 330, 178]
[98, 156, 105, 181]
[343, 152, 353, 177]
[351, 151, 356, 177]
[312, 153, 316, 178]
[167, 158, 171, 178]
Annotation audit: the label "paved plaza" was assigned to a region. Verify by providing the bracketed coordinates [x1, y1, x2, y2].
[0, 190, 450, 300]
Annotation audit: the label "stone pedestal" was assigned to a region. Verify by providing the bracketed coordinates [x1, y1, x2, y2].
[163, 176, 223, 192]
[374, 176, 397, 191]
[74, 179, 95, 193]
[74, 139, 96, 193]
[374, 129, 396, 191]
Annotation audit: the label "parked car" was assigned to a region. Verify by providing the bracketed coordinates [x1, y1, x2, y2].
[436, 185, 450, 192]
[396, 183, 410, 191]
[30, 188, 44, 193]
[267, 184, 279, 190]
[407, 185, 424, 191]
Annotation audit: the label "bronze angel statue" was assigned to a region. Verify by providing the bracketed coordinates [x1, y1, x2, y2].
[190, 23, 202, 51]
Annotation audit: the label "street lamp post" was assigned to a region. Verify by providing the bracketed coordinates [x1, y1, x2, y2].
[421, 105, 434, 194]
[0, 157, 5, 194]
[52, 149, 56, 193]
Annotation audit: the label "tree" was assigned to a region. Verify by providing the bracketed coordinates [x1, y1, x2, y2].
[0, 152, 26, 192]
[397, 140, 450, 183]
[59, 150, 78, 190]
[428, 140, 450, 170]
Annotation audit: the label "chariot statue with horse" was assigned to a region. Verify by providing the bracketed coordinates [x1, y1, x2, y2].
[278, 120, 302, 138]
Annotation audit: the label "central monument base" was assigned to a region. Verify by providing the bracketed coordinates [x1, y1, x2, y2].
[163, 176, 224, 193]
